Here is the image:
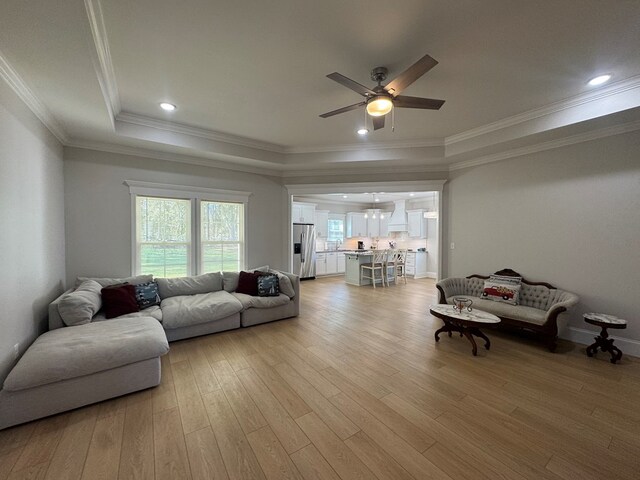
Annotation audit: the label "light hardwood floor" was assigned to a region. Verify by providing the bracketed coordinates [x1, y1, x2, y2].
[2, 276, 640, 479]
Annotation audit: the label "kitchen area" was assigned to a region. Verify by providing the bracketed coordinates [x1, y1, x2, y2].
[291, 192, 439, 285]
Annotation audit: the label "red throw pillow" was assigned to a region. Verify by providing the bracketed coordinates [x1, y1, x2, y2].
[235, 271, 262, 296]
[101, 284, 140, 319]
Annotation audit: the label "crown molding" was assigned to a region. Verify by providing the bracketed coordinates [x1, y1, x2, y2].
[0, 49, 68, 143]
[280, 163, 449, 178]
[116, 112, 287, 154]
[65, 138, 281, 177]
[285, 180, 447, 195]
[449, 118, 640, 171]
[445, 74, 640, 146]
[84, 0, 120, 123]
[284, 138, 444, 154]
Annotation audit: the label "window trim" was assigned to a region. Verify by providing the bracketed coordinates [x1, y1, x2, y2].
[126, 180, 251, 276]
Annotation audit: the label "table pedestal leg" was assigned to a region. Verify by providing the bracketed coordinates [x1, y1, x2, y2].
[462, 329, 478, 356]
[471, 327, 491, 350]
[435, 320, 491, 356]
[586, 327, 623, 364]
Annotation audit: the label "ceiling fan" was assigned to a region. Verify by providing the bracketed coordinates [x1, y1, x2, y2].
[319, 53, 445, 131]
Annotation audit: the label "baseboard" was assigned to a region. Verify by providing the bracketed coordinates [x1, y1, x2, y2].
[413, 272, 435, 279]
[561, 326, 640, 358]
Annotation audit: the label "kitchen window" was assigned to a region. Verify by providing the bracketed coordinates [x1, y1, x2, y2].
[327, 216, 345, 242]
[127, 181, 249, 277]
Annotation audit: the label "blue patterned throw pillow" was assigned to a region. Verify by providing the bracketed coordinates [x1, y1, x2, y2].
[257, 274, 279, 297]
[135, 281, 161, 309]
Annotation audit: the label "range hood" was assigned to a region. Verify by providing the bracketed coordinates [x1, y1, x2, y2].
[388, 200, 408, 232]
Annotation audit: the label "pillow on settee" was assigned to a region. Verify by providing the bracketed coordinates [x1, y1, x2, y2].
[134, 281, 161, 309]
[257, 274, 280, 297]
[101, 284, 139, 319]
[482, 275, 522, 305]
[58, 280, 102, 326]
[235, 271, 262, 296]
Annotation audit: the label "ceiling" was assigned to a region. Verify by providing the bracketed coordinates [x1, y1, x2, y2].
[1, 0, 640, 175]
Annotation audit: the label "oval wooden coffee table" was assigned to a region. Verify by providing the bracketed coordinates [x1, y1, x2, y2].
[430, 304, 501, 356]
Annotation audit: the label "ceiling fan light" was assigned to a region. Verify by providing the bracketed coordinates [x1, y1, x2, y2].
[366, 96, 393, 117]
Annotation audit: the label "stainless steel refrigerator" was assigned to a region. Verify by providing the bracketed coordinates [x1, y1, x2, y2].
[293, 223, 316, 279]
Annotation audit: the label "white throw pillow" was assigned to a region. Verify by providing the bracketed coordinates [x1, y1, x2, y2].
[481, 278, 521, 305]
[57, 280, 102, 326]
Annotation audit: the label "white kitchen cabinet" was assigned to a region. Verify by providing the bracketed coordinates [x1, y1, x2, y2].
[379, 212, 391, 237]
[316, 252, 340, 275]
[292, 202, 316, 224]
[367, 216, 380, 237]
[316, 253, 327, 275]
[407, 210, 427, 238]
[346, 212, 367, 238]
[337, 252, 346, 273]
[405, 251, 428, 278]
[326, 252, 338, 274]
[314, 210, 329, 238]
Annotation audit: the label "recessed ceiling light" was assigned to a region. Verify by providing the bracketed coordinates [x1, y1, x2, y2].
[160, 102, 177, 111]
[342, 195, 348, 199]
[587, 74, 612, 86]
[375, 198, 380, 202]
[357, 128, 369, 135]
[409, 192, 415, 196]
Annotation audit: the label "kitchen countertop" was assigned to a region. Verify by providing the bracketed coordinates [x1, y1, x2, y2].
[316, 249, 428, 254]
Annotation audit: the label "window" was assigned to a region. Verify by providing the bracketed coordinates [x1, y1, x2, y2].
[136, 196, 192, 278]
[201, 201, 244, 273]
[327, 217, 345, 242]
[128, 181, 249, 277]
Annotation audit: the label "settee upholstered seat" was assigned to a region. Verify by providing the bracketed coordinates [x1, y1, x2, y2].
[437, 269, 579, 351]
[444, 296, 547, 325]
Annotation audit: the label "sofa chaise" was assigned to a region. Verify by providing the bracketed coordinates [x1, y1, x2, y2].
[436, 268, 578, 351]
[0, 268, 299, 430]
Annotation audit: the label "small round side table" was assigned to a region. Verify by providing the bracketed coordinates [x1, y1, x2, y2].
[583, 313, 627, 364]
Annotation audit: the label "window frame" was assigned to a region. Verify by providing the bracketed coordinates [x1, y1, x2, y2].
[126, 181, 251, 277]
[327, 213, 345, 243]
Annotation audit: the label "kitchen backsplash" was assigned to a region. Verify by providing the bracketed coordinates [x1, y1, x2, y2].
[316, 236, 427, 252]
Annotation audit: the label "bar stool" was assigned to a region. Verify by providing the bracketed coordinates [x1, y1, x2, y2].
[361, 250, 387, 288]
[390, 249, 408, 285]
[383, 249, 397, 285]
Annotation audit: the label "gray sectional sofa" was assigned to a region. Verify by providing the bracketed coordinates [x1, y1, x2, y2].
[0, 268, 299, 430]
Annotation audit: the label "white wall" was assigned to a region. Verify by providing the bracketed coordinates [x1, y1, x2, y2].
[443, 131, 640, 349]
[0, 80, 65, 383]
[63, 148, 287, 286]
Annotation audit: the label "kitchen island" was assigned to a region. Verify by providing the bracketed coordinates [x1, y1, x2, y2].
[345, 252, 386, 286]
[344, 250, 430, 285]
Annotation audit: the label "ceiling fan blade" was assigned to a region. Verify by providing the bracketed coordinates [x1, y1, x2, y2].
[394, 95, 445, 110]
[326, 72, 376, 97]
[319, 101, 366, 118]
[384, 53, 438, 96]
[372, 115, 385, 130]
